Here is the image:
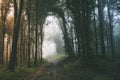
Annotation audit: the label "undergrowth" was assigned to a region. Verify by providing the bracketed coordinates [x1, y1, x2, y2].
[62, 56, 120, 80]
[0, 65, 36, 80]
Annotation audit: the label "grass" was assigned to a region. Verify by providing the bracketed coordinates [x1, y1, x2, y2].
[62, 56, 120, 80]
[0, 65, 37, 80]
[0, 56, 120, 80]
[51, 53, 67, 60]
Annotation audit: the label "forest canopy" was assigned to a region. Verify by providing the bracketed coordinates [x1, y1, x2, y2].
[0, 0, 120, 75]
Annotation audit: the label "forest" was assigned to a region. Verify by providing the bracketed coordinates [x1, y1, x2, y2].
[0, 0, 120, 80]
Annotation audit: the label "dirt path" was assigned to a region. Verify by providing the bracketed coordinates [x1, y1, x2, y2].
[25, 64, 47, 80]
[25, 56, 69, 80]
[25, 63, 69, 80]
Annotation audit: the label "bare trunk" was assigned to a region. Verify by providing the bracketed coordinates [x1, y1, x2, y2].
[8, 0, 23, 72]
[94, 10, 98, 56]
[107, 0, 115, 58]
[98, 0, 106, 57]
[27, 0, 31, 67]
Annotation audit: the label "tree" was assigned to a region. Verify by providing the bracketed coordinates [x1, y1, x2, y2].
[93, 9, 98, 56]
[26, 0, 31, 67]
[98, 0, 106, 57]
[8, 0, 24, 71]
[0, 0, 7, 64]
[34, 0, 38, 66]
[107, 0, 115, 58]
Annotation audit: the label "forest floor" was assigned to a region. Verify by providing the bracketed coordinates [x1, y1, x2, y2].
[25, 55, 70, 80]
[24, 56, 120, 80]
[1, 55, 120, 80]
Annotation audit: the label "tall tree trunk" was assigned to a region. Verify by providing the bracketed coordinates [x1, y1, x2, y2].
[107, 0, 115, 58]
[6, 35, 9, 64]
[1, 0, 7, 64]
[98, 0, 106, 57]
[94, 10, 98, 56]
[34, 0, 38, 66]
[62, 16, 74, 58]
[27, 0, 31, 67]
[20, 30, 23, 66]
[40, 32, 43, 63]
[34, 23, 38, 66]
[8, 0, 23, 72]
[80, 0, 93, 57]
[40, 24, 43, 63]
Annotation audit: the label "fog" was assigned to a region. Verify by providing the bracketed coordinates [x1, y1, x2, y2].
[42, 16, 64, 62]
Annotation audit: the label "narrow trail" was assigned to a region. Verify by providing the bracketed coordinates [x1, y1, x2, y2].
[24, 56, 90, 80]
[25, 63, 68, 80]
[25, 57, 69, 80]
[25, 64, 47, 80]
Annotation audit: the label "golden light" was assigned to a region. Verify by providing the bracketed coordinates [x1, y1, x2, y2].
[0, 0, 1, 4]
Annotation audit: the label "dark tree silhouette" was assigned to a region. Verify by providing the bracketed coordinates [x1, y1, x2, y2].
[8, 0, 24, 71]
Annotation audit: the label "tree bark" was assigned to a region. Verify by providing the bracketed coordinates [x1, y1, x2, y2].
[107, 0, 115, 58]
[34, 0, 38, 66]
[8, 0, 23, 72]
[94, 10, 98, 56]
[27, 0, 31, 67]
[98, 0, 106, 57]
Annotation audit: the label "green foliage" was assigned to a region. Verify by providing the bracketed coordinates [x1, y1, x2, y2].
[0, 66, 36, 80]
[63, 57, 80, 70]
[62, 56, 120, 80]
[52, 53, 66, 60]
[94, 75, 112, 80]
[89, 57, 120, 73]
